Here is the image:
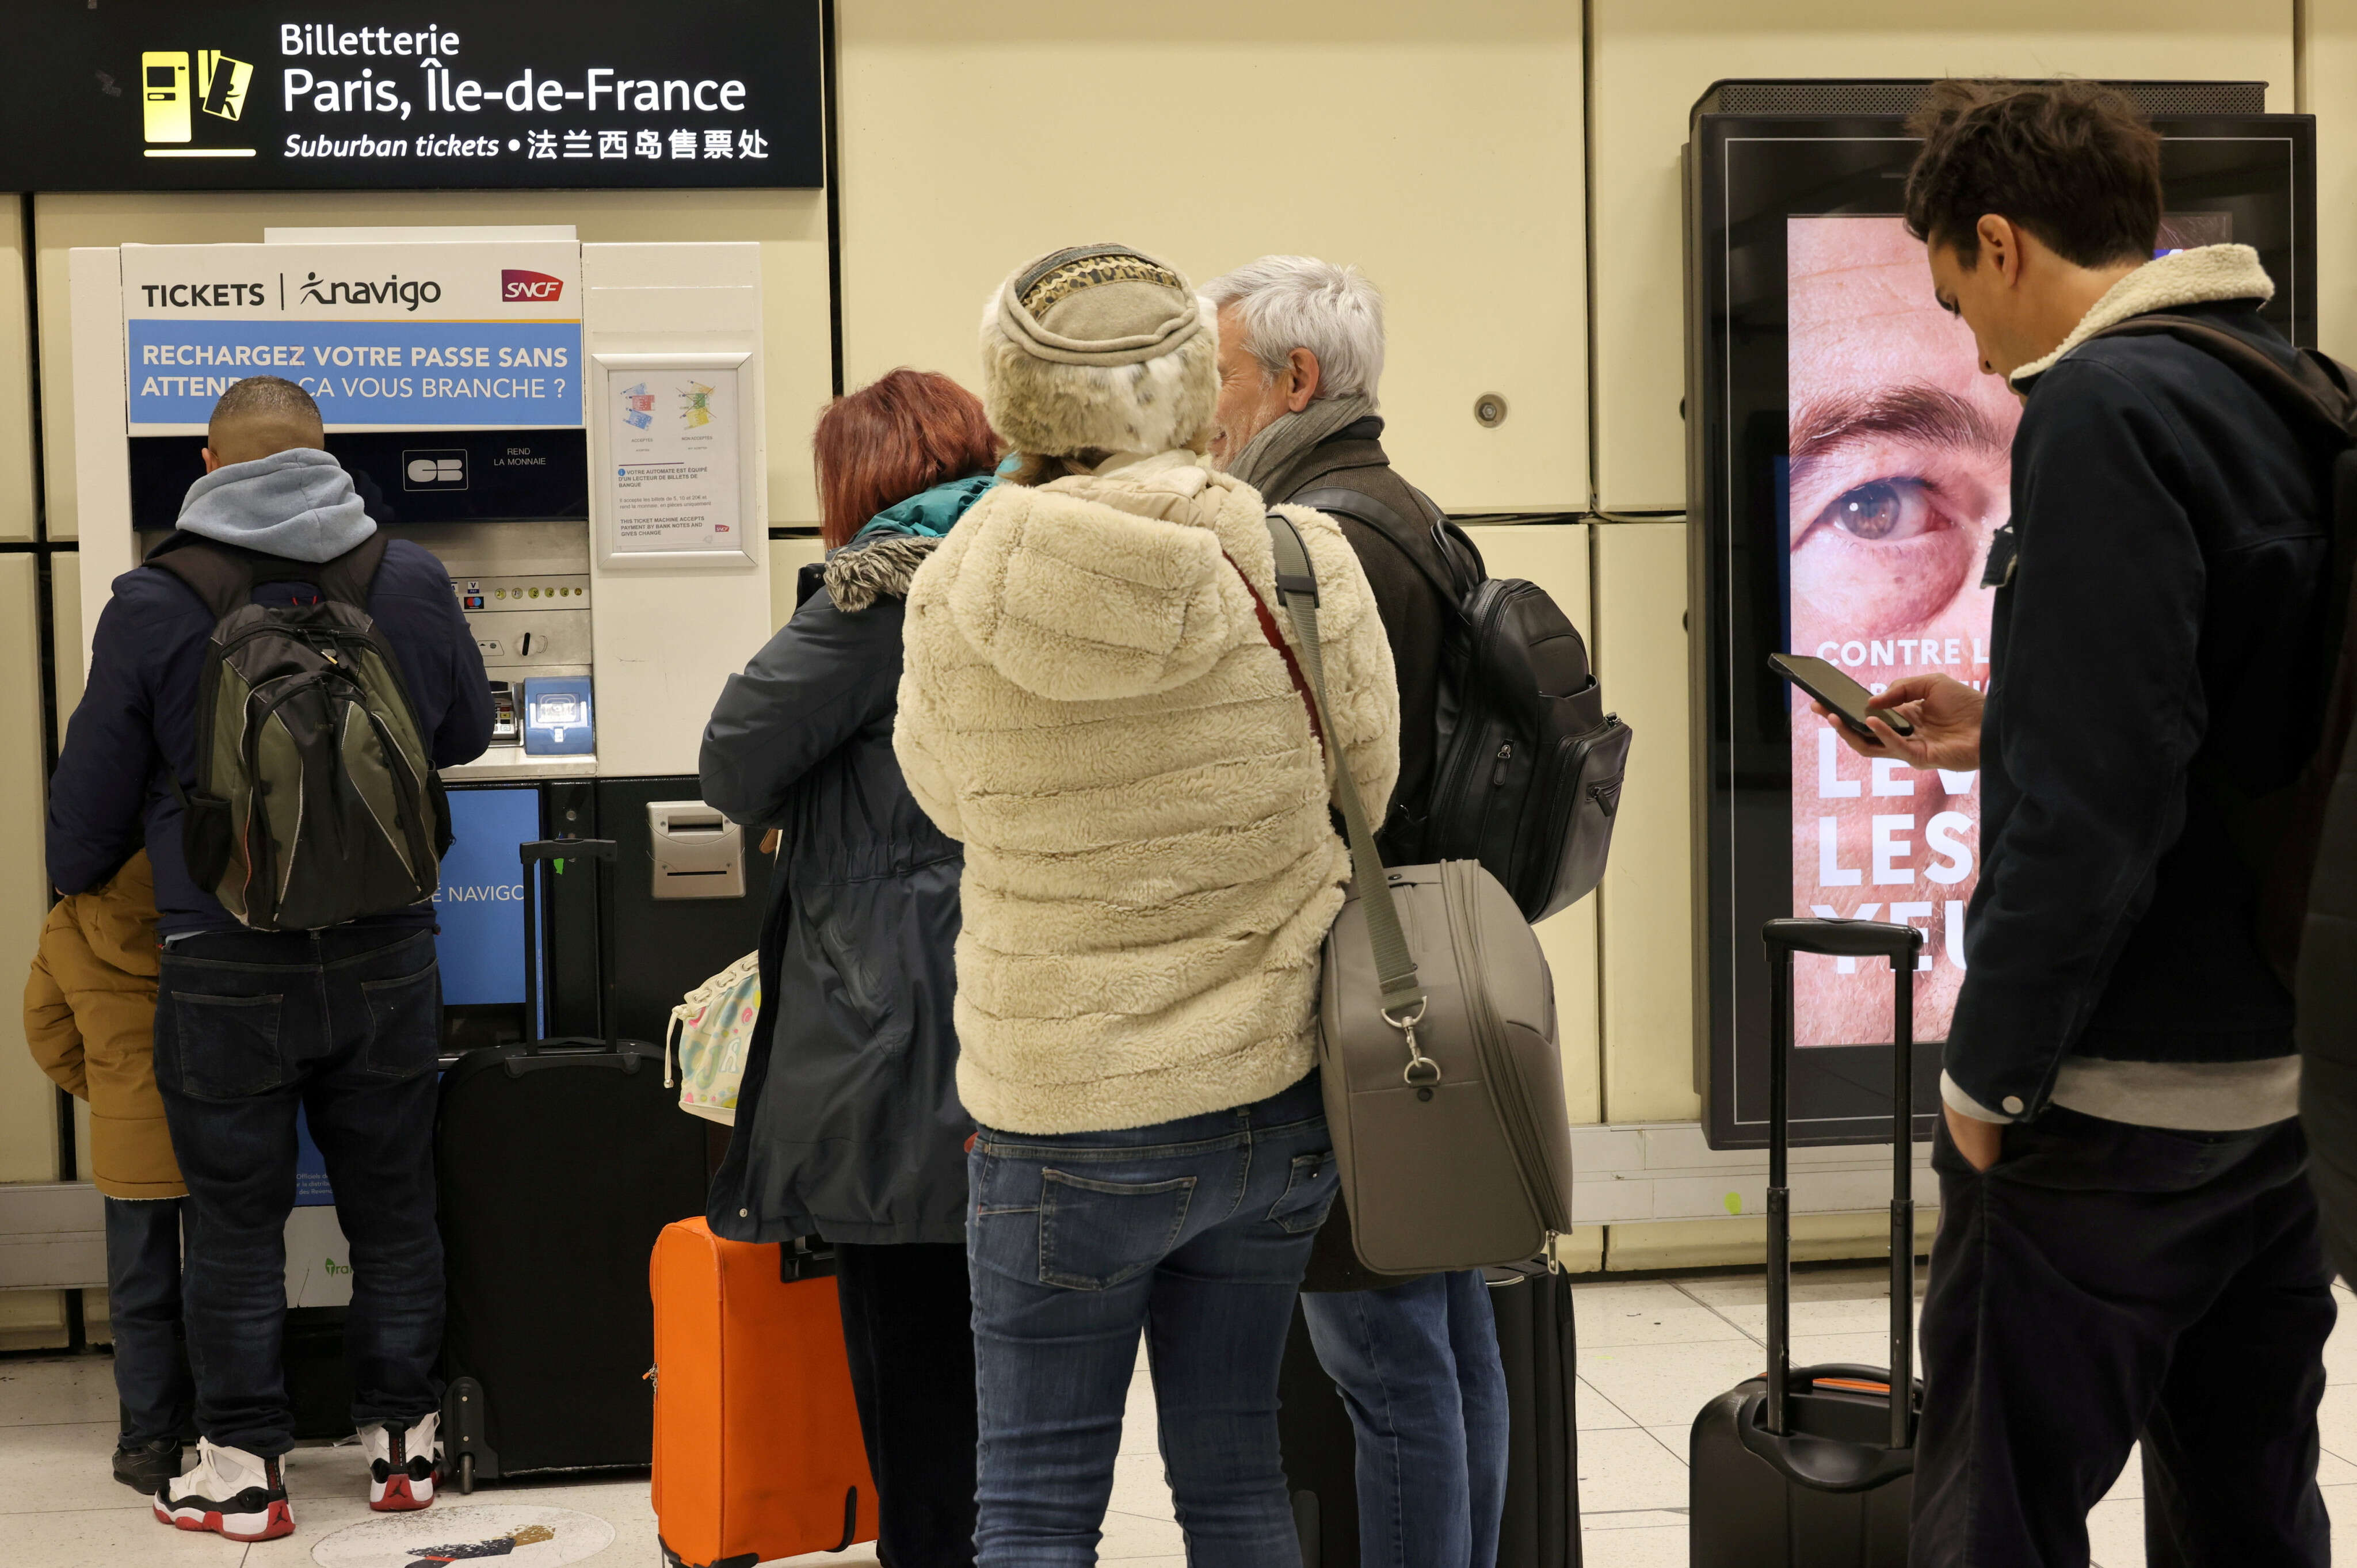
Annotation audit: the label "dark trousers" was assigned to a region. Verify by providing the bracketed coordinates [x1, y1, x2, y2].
[833, 1241, 979, 1568]
[105, 1196, 192, 1446]
[154, 926, 446, 1459]
[1912, 1106, 2334, 1568]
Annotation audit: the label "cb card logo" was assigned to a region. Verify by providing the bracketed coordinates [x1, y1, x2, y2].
[404, 450, 468, 491]
[502, 269, 566, 304]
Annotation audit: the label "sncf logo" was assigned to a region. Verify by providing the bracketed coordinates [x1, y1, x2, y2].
[501, 269, 564, 303]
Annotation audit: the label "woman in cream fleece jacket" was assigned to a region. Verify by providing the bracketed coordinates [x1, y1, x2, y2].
[896, 244, 1398, 1568]
[895, 449, 1397, 1135]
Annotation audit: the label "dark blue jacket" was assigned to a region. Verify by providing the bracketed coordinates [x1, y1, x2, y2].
[48, 536, 494, 936]
[1950, 299, 2332, 1116]
[700, 525, 969, 1248]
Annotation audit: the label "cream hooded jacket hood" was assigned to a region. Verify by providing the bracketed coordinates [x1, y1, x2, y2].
[894, 451, 1399, 1135]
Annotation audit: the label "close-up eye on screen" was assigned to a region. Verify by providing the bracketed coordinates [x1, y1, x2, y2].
[1784, 215, 2017, 1052]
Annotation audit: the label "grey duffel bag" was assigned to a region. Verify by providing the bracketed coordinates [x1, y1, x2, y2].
[1264, 513, 1575, 1275]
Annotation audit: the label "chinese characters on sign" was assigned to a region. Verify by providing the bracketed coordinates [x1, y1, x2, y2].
[5, 2, 821, 190]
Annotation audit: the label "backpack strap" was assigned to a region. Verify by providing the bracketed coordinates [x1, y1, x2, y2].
[2086, 314, 2357, 446]
[147, 532, 390, 617]
[1291, 480, 1484, 611]
[1260, 512, 1428, 1027]
[308, 533, 390, 608]
[144, 538, 257, 621]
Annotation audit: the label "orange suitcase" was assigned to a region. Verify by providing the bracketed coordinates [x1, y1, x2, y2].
[650, 1219, 878, 1568]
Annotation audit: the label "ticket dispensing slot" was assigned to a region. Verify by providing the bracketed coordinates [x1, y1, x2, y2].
[647, 801, 745, 899]
[488, 682, 519, 745]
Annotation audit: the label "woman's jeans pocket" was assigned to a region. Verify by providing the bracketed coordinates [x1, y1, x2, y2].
[1267, 1150, 1338, 1234]
[1039, 1169, 1197, 1290]
[360, 960, 443, 1082]
[167, 991, 286, 1101]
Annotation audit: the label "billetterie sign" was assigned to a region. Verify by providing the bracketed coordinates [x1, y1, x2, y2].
[121, 242, 585, 433]
[7, 2, 821, 191]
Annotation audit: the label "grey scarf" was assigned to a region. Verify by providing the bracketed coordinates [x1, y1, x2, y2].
[1223, 392, 1376, 496]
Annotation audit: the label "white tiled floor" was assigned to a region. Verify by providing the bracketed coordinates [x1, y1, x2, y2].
[3, 1270, 2351, 1566]
[1573, 1268, 2357, 1568]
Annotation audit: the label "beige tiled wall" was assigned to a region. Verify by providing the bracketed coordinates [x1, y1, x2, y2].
[1593, 522, 1698, 1124]
[0, 556, 56, 1186]
[836, 1, 1589, 514]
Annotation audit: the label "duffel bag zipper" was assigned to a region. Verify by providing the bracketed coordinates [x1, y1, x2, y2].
[1443, 861, 1570, 1235]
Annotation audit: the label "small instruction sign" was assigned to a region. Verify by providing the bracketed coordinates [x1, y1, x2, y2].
[607, 365, 742, 554]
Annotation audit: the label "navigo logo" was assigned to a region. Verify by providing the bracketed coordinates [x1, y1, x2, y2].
[502, 269, 565, 304]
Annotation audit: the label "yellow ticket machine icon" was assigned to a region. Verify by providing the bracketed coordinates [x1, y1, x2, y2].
[142, 51, 190, 144]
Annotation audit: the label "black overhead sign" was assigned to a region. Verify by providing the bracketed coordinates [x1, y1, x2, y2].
[7, 1, 822, 191]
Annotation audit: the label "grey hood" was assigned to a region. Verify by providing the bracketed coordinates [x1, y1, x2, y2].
[176, 447, 376, 563]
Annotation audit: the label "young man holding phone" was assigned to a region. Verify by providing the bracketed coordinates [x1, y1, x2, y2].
[1820, 81, 2335, 1565]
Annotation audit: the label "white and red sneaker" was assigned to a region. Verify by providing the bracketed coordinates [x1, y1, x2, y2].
[153, 1439, 293, 1542]
[364, 1411, 440, 1511]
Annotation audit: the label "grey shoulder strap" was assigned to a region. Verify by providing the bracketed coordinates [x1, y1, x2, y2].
[1263, 512, 1427, 1020]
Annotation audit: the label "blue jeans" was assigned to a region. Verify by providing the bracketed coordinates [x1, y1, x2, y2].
[966, 1072, 1337, 1568]
[105, 1197, 192, 1446]
[154, 927, 445, 1458]
[1302, 1269, 1511, 1568]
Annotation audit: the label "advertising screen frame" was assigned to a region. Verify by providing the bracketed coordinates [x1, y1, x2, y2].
[1685, 100, 2317, 1150]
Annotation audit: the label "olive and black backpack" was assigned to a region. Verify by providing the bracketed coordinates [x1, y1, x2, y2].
[149, 532, 451, 932]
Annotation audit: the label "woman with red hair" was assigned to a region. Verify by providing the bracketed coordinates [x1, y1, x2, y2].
[699, 368, 1001, 1567]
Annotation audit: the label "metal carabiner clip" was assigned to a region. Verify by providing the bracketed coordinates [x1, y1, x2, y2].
[1386, 998, 1440, 1086]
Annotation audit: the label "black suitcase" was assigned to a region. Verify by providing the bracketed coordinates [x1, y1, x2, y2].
[1689, 917, 1926, 1566]
[1280, 1263, 1584, 1567]
[437, 838, 709, 1490]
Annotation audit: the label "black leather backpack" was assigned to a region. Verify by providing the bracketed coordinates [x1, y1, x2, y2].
[1292, 482, 1634, 922]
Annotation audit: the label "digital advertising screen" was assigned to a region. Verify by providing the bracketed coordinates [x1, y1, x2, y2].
[1687, 85, 2313, 1148]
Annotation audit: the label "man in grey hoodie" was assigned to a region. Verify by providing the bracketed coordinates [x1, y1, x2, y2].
[49, 376, 492, 1541]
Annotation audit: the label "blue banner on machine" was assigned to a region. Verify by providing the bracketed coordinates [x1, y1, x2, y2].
[437, 787, 541, 1010]
[128, 317, 582, 427]
[128, 429, 589, 531]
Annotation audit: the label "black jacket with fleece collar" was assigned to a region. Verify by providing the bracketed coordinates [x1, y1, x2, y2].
[1948, 245, 2332, 1117]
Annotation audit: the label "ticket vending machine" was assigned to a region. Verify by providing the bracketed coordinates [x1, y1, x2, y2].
[71, 228, 773, 1335]
[1683, 81, 2315, 1150]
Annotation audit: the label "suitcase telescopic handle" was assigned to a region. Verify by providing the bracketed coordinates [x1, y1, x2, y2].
[1762, 917, 1924, 1451]
[1763, 916, 1921, 963]
[517, 838, 620, 1049]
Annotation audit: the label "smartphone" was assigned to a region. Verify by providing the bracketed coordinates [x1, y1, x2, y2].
[1768, 653, 1916, 742]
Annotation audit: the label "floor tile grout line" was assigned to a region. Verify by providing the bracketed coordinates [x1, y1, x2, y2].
[1577, 1373, 1646, 1432]
[1638, 1421, 1693, 1468]
[1671, 1279, 1767, 1348]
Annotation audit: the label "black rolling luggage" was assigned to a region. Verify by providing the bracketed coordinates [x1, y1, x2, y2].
[1486, 1260, 1583, 1567]
[1277, 1300, 1358, 1567]
[1279, 1263, 1584, 1567]
[1689, 917, 1925, 1566]
[437, 839, 708, 1489]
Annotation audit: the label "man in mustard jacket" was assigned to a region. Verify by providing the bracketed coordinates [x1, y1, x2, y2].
[24, 850, 192, 1495]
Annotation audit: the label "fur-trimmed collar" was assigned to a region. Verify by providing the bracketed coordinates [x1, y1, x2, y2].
[823, 534, 939, 612]
[2010, 244, 2275, 384]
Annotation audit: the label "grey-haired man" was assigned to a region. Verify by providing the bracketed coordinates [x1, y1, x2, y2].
[1207, 255, 1508, 1568]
